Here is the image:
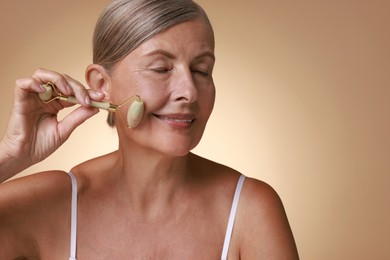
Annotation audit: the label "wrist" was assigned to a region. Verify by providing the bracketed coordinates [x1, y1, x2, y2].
[0, 137, 28, 182]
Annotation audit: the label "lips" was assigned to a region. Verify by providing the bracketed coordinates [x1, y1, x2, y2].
[154, 113, 196, 129]
[158, 116, 193, 123]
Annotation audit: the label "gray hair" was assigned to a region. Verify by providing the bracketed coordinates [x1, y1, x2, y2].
[92, 0, 213, 126]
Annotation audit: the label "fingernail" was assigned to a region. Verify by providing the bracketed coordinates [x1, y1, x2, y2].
[39, 84, 46, 92]
[84, 96, 91, 105]
[66, 85, 73, 95]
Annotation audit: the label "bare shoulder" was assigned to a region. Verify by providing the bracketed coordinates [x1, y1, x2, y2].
[236, 177, 299, 259]
[188, 154, 299, 258]
[0, 170, 72, 258]
[240, 177, 285, 214]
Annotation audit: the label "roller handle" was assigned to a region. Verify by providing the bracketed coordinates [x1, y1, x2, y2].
[38, 84, 114, 111]
[39, 83, 144, 128]
[65, 96, 112, 111]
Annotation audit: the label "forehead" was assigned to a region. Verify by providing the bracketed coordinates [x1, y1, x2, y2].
[132, 19, 215, 57]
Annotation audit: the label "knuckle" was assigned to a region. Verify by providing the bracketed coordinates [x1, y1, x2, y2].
[14, 78, 24, 87]
[14, 78, 31, 89]
[32, 68, 45, 77]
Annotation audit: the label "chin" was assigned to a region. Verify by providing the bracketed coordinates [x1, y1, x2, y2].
[156, 137, 201, 158]
[123, 125, 204, 157]
[162, 142, 198, 157]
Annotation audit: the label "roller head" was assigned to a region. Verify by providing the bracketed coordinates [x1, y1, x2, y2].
[126, 98, 144, 128]
[39, 84, 53, 102]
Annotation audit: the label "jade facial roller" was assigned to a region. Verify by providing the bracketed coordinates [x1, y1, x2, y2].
[39, 82, 144, 128]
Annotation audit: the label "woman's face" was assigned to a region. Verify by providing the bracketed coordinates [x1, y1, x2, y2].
[109, 19, 215, 156]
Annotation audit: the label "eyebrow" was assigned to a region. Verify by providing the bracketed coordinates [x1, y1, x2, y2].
[143, 49, 215, 62]
[144, 49, 176, 59]
[195, 50, 216, 62]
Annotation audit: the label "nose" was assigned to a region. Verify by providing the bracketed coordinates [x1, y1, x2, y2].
[172, 69, 197, 103]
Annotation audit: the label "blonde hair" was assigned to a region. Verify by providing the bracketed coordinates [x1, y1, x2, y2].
[92, 0, 213, 126]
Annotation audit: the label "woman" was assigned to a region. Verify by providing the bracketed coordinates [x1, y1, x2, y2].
[0, 0, 299, 259]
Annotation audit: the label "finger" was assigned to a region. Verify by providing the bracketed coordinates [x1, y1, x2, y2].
[59, 77, 105, 108]
[13, 78, 49, 111]
[88, 89, 105, 102]
[57, 107, 100, 142]
[63, 74, 91, 106]
[12, 78, 66, 118]
[32, 68, 73, 96]
[15, 78, 46, 95]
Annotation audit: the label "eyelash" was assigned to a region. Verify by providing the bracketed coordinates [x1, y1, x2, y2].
[151, 67, 209, 77]
[193, 69, 209, 77]
[153, 68, 171, 73]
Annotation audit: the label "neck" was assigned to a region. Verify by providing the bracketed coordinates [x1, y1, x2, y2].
[105, 141, 192, 218]
[118, 148, 189, 189]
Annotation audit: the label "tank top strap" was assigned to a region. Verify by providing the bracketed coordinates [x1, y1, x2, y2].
[221, 175, 246, 260]
[64, 172, 244, 260]
[66, 172, 78, 260]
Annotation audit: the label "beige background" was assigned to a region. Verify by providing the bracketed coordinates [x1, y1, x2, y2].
[1, 1, 389, 259]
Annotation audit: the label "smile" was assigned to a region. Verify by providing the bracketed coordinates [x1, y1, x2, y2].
[158, 116, 194, 123]
[154, 114, 196, 129]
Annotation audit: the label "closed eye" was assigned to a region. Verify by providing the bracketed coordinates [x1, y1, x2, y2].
[152, 68, 172, 73]
[193, 70, 209, 77]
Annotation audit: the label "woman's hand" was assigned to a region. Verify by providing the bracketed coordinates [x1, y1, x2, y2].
[0, 68, 105, 182]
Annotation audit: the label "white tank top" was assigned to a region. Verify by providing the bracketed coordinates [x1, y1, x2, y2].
[66, 172, 245, 260]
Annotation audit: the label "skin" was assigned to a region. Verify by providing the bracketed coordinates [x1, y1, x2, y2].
[0, 72, 103, 182]
[0, 19, 299, 259]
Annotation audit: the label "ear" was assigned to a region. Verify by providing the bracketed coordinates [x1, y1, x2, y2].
[85, 64, 111, 100]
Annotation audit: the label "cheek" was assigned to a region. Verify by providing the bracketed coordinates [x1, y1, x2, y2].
[133, 75, 170, 107]
[109, 68, 151, 102]
[111, 75, 162, 111]
[138, 86, 168, 113]
[109, 81, 138, 105]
